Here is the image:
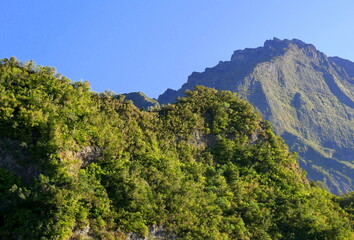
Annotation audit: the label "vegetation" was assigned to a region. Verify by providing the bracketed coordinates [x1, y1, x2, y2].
[0, 57, 353, 239]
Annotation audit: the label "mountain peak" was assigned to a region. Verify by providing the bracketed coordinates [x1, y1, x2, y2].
[264, 37, 308, 49]
[263, 38, 320, 57]
[158, 38, 354, 194]
[230, 38, 319, 63]
[123, 91, 160, 110]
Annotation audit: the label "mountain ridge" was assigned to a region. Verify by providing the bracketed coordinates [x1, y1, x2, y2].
[156, 38, 354, 194]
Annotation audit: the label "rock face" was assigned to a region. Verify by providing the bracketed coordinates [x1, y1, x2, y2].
[0, 139, 41, 184]
[125, 226, 176, 240]
[158, 38, 354, 194]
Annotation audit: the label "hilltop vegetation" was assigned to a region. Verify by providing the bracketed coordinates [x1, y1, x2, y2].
[0, 58, 353, 239]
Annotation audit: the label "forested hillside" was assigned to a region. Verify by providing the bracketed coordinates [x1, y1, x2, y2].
[0, 58, 353, 239]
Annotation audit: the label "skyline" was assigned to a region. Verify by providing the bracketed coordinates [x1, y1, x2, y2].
[2, 1, 354, 98]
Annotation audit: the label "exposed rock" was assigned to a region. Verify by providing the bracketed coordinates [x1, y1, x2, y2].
[0, 139, 41, 184]
[125, 225, 176, 240]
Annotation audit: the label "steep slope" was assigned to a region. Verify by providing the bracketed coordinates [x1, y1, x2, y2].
[158, 38, 354, 194]
[1, 58, 353, 239]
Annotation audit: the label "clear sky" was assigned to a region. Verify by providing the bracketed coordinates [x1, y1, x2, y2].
[1, 1, 354, 98]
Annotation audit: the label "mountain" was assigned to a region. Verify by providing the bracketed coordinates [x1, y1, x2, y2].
[123, 91, 160, 110]
[1, 58, 353, 239]
[158, 38, 354, 195]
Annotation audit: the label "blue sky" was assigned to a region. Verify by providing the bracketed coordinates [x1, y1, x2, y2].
[1, 1, 354, 98]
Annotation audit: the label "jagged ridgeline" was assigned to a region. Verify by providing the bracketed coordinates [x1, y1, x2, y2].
[0, 58, 353, 239]
[158, 38, 354, 195]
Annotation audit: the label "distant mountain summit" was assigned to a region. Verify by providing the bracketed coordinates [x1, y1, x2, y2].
[158, 38, 354, 194]
[123, 91, 160, 110]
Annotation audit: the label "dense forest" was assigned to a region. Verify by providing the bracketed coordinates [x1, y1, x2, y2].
[0, 58, 353, 239]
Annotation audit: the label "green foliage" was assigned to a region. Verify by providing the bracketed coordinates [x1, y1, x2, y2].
[0, 59, 353, 239]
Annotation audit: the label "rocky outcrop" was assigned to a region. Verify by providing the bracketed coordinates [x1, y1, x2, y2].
[125, 226, 176, 240]
[0, 139, 41, 184]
